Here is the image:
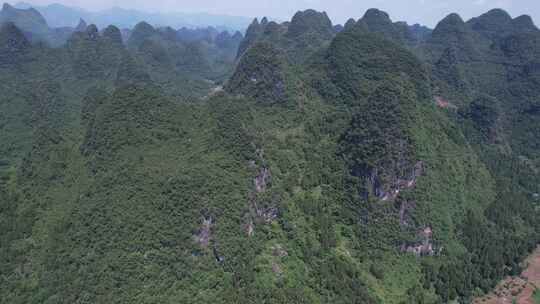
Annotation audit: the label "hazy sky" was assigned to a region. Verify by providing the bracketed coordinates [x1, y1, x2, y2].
[12, 0, 540, 27]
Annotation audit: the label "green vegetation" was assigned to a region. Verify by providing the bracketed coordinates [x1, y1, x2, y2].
[532, 287, 540, 304]
[0, 6, 539, 304]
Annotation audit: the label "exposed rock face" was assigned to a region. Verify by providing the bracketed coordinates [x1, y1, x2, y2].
[365, 161, 424, 202]
[251, 165, 277, 223]
[195, 217, 213, 248]
[254, 167, 271, 193]
[402, 226, 435, 256]
[244, 149, 279, 236]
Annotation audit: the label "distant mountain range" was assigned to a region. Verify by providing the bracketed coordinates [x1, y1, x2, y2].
[0, 2, 245, 51]
[12, 1, 252, 31]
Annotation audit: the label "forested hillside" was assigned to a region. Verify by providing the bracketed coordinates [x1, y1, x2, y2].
[0, 4, 539, 304]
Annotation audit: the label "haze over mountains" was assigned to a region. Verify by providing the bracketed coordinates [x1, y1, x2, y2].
[11, 1, 252, 31]
[0, 1, 539, 304]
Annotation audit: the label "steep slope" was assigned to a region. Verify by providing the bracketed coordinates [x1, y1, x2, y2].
[226, 42, 290, 103]
[0, 2, 77, 46]
[0, 8, 539, 304]
[419, 8, 540, 301]
[0, 3, 48, 36]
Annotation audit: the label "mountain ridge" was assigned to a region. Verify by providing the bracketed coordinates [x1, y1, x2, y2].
[0, 6, 538, 304]
[12, 1, 252, 32]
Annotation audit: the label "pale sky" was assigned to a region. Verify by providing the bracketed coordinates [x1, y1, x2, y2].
[11, 0, 540, 27]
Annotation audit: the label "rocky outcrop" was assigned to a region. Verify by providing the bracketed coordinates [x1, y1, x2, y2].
[402, 226, 435, 256]
[254, 167, 271, 193]
[367, 161, 424, 202]
[244, 149, 279, 236]
[194, 217, 213, 248]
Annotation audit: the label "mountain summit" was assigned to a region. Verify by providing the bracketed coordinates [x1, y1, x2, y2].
[0, 7, 538, 304]
[0, 2, 48, 34]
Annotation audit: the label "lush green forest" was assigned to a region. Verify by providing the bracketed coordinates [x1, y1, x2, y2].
[1, 3, 539, 304]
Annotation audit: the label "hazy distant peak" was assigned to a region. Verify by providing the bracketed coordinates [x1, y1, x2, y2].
[513, 15, 538, 31]
[0, 21, 30, 52]
[250, 18, 259, 27]
[86, 24, 99, 39]
[344, 18, 356, 30]
[468, 8, 512, 31]
[287, 9, 333, 38]
[2, 3, 13, 11]
[467, 8, 538, 38]
[133, 21, 155, 32]
[432, 12, 467, 36]
[232, 31, 243, 40]
[0, 2, 49, 34]
[483, 8, 512, 21]
[440, 13, 465, 25]
[363, 8, 391, 23]
[75, 18, 87, 32]
[102, 25, 123, 44]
